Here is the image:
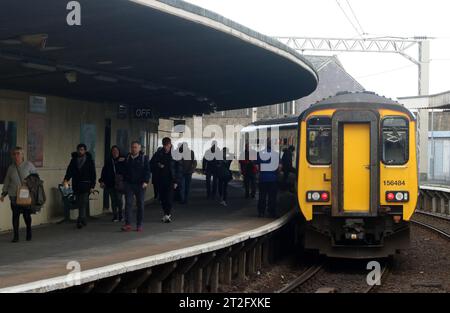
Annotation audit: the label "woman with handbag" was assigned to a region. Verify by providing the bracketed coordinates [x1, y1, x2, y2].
[0, 146, 37, 242]
[99, 145, 126, 222]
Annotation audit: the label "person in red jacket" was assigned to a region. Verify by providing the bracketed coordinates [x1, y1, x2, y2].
[239, 143, 257, 199]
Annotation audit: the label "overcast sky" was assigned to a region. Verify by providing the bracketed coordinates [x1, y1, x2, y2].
[185, 0, 450, 99]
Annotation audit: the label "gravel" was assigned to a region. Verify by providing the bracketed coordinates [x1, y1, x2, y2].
[222, 214, 450, 293]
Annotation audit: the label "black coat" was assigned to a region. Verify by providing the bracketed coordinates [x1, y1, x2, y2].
[151, 148, 181, 186]
[202, 147, 221, 175]
[99, 157, 125, 188]
[64, 152, 96, 193]
[123, 152, 151, 185]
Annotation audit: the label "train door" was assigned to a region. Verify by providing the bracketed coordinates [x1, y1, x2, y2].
[331, 110, 379, 216]
[342, 123, 370, 212]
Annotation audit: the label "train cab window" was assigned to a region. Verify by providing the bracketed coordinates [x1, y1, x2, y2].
[382, 117, 409, 165]
[307, 117, 332, 165]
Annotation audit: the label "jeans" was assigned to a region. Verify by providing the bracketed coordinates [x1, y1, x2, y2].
[258, 181, 278, 216]
[219, 179, 229, 202]
[10, 197, 32, 239]
[159, 182, 174, 215]
[106, 187, 123, 219]
[75, 192, 89, 225]
[206, 173, 218, 198]
[243, 174, 256, 198]
[125, 183, 146, 227]
[179, 173, 192, 203]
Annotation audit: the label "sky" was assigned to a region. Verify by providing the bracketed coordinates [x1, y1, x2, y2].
[185, 0, 450, 99]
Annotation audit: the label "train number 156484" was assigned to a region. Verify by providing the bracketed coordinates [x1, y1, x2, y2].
[383, 180, 406, 186]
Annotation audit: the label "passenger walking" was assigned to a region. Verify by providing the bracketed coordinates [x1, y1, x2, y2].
[239, 143, 257, 199]
[281, 145, 295, 186]
[63, 144, 96, 229]
[217, 147, 233, 206]
[1, 147, 37, 242]
[150, 147, 162, 203]
[121, 141, 150, 232]
[151, 137, 181, 223]
[256, 139, 280, 218]
[99, 145, 125, 222]
[203, 141, 220, 199]
[178, 142, 197, 204]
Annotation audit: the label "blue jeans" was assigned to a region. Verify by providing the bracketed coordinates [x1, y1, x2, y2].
[180, 173, 192, 203]
[125, 183, 146, 227]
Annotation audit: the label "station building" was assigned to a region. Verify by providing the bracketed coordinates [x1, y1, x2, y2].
[0, 0, 318, 231]
[400, 90, 450, 183]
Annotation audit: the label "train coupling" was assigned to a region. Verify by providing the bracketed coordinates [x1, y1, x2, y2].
[343, 219, 365, 240]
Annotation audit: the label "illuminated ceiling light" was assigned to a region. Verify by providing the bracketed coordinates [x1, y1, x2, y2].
[0, 38, 22, 45]
[94, 75, 118, 83]
[142, 84, 161, 91]
[40, 46, 65, 52]
[118, 66, 133, 70]
[22, 62, 57, 72]
[96, 60, 113, 65]
[65, 71, 77, 83]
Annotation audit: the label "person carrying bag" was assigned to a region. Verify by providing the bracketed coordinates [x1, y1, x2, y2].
[0, 147, 37, 242]
[15, 165, 32, 207]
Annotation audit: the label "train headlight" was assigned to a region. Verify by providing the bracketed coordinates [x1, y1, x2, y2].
[386, 191, 409, 203]
[307, 191, 330, 202]
[312, 192, 321, 201]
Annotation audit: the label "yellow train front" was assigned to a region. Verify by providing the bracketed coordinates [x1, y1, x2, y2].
[298, 92, 418, 258]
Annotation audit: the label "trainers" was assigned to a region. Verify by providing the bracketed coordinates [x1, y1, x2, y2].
[121, 224, 132, 232]
[220, 200, 227, 206]
[162, 215, 172, 223]
[136, 226, 143, 232]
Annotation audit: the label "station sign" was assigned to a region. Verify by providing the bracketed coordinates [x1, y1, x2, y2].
[29, 96, 47, 113]
[133, 107, 153, 119]
[117, 104, 128, 119]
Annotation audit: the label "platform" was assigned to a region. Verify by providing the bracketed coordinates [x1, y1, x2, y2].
[0, 177, 286, 291]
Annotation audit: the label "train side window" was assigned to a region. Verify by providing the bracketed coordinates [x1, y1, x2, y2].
[307, 117, 332, 165]
[382, 117, 409, 165]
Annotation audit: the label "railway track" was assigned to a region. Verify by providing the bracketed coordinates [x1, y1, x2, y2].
[276, 260, 390, 293]
[411, 212, 450, 240]
[276, 263, 325, 293]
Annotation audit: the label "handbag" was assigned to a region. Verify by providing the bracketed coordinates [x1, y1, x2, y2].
[15, 165, 32, 207]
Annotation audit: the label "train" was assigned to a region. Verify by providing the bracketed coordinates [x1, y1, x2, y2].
[241, 91, 418, 258]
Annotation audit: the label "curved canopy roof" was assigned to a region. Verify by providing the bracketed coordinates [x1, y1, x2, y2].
[0, 0, 318, 117]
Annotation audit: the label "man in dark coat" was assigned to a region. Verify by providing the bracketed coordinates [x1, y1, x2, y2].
[121, 141, 151, 232]
[63, 143, 96, 229]
[151, 137, 181, 223]
[202, 141, 220, 199]
[281, 145, 295, 188]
